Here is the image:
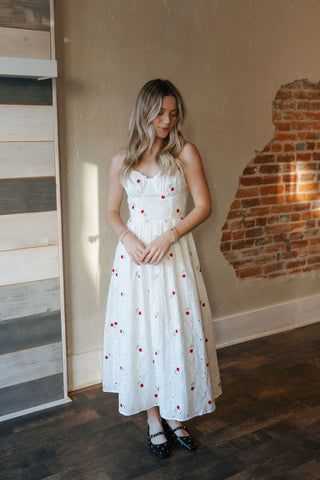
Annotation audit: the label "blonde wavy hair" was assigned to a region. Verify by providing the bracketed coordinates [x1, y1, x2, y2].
[120, 79, 185, 179]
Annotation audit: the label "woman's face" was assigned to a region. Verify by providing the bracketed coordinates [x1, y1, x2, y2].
[151, 95, 178, 139]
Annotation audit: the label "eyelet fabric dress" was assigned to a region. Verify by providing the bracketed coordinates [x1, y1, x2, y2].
[102, 167, 222, 421]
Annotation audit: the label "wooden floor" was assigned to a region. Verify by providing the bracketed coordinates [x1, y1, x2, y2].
[1, 322, 320, 480]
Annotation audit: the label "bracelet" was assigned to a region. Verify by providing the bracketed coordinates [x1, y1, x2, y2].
[170, 226, 180, 243]
[119, 229, 130, 243]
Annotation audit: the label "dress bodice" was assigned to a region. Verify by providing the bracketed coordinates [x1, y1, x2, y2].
[121, 168, 189, 222]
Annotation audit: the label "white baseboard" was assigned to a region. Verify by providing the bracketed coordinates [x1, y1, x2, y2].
[67, 295, 320, 391]
[214, 294, 320, 348]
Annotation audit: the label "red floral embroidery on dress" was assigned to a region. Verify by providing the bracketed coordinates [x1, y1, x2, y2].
[161, 195, 165, 199]
[177, 208, 180, 212]
[171, 187, 174, 191]
[141, 210, 144, 213]
[177, 405, 180, 409]
[137, 179, 140, 183]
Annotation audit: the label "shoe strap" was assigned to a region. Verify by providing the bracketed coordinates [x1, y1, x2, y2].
[171, 425, 189, 434]
[150, 430, 165, 439]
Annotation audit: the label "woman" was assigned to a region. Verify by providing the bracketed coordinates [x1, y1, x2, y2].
[103, 79, 222, 459]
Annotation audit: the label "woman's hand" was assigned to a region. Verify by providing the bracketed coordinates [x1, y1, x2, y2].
[142, 230, 175, 265]
[123, 232, 147, 265]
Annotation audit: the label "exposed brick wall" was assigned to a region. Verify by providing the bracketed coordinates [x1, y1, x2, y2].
[220, 79, 320, 280]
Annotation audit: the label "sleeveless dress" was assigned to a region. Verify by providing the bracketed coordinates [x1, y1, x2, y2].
[102, 167, 222, 421]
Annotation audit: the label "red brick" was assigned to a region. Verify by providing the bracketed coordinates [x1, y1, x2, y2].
[284, 143, 295, 152]
[301, 211, 312, 220]
[262, 175, 281, 184]
[250, 207, 270, 216]
[276, 154, 295, 163]
[297, 101, 310, 110]
[230, 220, 243, 231]
[297, 162, 317, 171]
[286, 194, 308, 203]
[303, 264, 320, 272]
[275, 90, 292, 100]
[261, 185, 284, 195]
[232, 239, 255, 250]
[282, 174, 297, 183]
[241, 198, 261, 208]
[289, 240, 309, 249]
[227, 209, 246, 220]
[274, 133, 297, 142]
[299, 173, 315, 182]
[312, 152, 320, 160]
[221, 231, 231, 242]
[236, 188, 260, 198]
[259, 165, 281, 174]
[274, 122, 291, 131]
[232, 259, 253, 269]
[271, 205, 292, 213]
[306, 142, 316, 150]
[308, 255, 320, 264]
[310, 237, 320, 245]
[312, 102, 320, 110]
[293, 90, 313, 100]
[273, 233, 288, 242]
[243, 166, 257, 175]
[230, 199, 241, 210]
[272, 111, 282, 121]
[261, 195, 285, 205]
[282, 163, 296, 172]
[298, 182, 318, 192]
[233, 230, 244, 240]
[236, 266, 263, 278]
[292, 202, 310, 211]
[254, 154, 275, 164]
[285, 184, 296, 193]
[313, 209, 320, 218]
[267, 224, 291, 234]
[296, 153, 312, 161]
[243, 219, 255, 228]
[306, 112, 320, 120]
[290, 213, 301, 222]
[245, 227, 265, 238]
[271, 144, 282, 152]
[283, 111, 305, 120]
[267, 215, 280, 225]
[292, 121, 313, 130]
[256, 217, 267, 226]
[263, 262, 285, 273]
[286, 259, 306, 268]
[313, 121, 320, 129]
[240, 176, 263, 186]
[255, 254, 277, 265]
[306, 220, 316, 228]
[265, 243, 287, 253]
[220, 242, 231, 252]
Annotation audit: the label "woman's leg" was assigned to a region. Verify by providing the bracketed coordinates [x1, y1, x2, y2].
[164, 419, 189, 437]
[147, 407, 167, 444]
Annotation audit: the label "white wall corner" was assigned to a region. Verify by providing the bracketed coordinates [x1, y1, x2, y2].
[67, 348, 102, 392]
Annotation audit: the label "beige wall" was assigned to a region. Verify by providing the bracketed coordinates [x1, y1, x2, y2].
[55, 0, 320, 390]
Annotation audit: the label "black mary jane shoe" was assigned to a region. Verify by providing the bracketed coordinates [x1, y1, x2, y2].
[162, 419, 198, 451]
[147, 428, 170, 459]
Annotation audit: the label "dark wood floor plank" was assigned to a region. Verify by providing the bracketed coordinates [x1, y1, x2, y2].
[0, 323, 319, 479]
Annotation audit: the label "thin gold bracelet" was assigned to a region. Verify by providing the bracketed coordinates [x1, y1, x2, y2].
[170, 226, 180, 243]
[119, 229, 130, 243]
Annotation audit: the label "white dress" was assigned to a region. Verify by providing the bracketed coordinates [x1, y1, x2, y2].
[102, 167, 222, 421]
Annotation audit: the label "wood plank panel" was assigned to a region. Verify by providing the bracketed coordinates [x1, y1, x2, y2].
[0, 342, 62, 389]
[0, 374, 64, 417]
[0, 278, 60, 322]
[0, 105, 53, 141]
[0, 211, 58, 251]
[0, 78, 52, 105]
[0, 311, 61, 355]
[0, 142, 55, 179]
[0, 245, 59, 286]
[0, 177, 56, 215]
[0, 27, 51, 59]
[0, 0, 50, 31]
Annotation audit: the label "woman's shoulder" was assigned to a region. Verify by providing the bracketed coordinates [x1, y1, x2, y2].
[109, 148, 127, 174]
[179, 141, 201, 165]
